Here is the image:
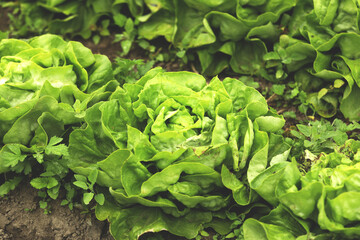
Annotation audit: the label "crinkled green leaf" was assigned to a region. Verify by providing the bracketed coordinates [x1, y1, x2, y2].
[108, 206, 212, 240]
[243, 218, 296, 240]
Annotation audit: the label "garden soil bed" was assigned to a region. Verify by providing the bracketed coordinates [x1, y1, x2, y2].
[0, 181, 113, 240]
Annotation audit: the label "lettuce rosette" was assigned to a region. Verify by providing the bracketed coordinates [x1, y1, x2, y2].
[244, 140, 360, 239]
[0, 34, 117, 175]
[264, 0, 360, 120]
[68, 69, 290, 239]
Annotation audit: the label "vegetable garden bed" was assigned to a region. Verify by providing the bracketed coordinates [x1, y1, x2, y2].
[2, 1, 360, 240]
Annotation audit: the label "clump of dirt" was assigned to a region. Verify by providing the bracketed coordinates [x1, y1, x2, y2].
[0, 182, 113, 240]
[78, 35, 122, 62]
[0, 6, 10, 32]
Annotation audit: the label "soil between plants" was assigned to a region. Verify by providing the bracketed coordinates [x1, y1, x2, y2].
[0, 181, 113, 240]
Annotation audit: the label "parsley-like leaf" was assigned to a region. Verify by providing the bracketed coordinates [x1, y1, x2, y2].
[0, 176, 23, 197]
[45, 136, 69, 156]
[1, 144, 27, 168]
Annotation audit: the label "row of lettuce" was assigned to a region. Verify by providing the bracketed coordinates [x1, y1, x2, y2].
[3, 0, 360, 121]
[1, 34, 360, 240]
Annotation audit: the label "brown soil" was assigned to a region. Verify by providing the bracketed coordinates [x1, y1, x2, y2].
[0, 6, 10, 32]
[78, 35, 122, 62]
[0, 181, 113, 240]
